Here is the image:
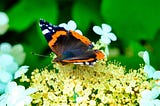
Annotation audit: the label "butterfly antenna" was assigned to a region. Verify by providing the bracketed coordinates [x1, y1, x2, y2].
[31, 52, 50, 58]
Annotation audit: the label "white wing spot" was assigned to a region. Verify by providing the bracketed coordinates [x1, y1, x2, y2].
[85, 62, 90, 65]
[42, 29, 50, 35]
[73, 63, 84, 65]
[48, 27, 52, 30]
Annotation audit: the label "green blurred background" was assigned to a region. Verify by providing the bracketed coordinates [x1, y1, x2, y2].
[0, 0, 159, 70]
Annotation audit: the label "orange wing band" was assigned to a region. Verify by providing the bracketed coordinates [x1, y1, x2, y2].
[70, 30, 92, 46]
[62, 58, 95, 63]
[95, 51, 105, 60]
[48, 31, 67, 48]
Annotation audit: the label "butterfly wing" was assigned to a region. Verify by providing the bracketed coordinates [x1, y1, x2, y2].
[39, 20, 66, 56]
[39, 19, 104, 65]
[40, 20, 93, 59]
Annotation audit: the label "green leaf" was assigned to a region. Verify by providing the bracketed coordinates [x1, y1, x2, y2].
[20, 22, 51, 70]
[7, 0, 58, 32]
[72, 0, 102, 33]
[110, 41, 145, 69]
[101, 0, 160, 41]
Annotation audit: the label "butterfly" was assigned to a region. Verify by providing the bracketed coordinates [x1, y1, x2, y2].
[39, 19, 104, 66]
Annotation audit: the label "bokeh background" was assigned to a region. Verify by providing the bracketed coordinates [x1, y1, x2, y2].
[0, 0, 159, 70]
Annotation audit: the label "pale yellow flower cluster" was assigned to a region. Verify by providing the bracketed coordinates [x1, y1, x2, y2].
[21, 59, 155, 106]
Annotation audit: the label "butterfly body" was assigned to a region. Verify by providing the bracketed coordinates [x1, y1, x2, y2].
[39, 20, 104, 65]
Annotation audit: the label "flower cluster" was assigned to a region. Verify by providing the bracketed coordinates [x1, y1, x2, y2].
[0, 42, 28, 93]
[138, 51, 160, 106]
[0, 81, 37, 106]
[21, 59, 156, 105]
[0, 42, 38, 105]
[0, 11, 37, 105]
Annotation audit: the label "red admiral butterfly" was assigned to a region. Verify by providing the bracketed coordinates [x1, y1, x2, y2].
[39, 20, 104, 65]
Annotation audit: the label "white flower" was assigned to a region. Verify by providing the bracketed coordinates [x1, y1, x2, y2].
[152, 70, 160, 86]
[0, 81, 37, 106]
[0, 42, 11, 54]
[14, 66, 29, 79]
[153, 71, 160, 80]
[0, 71, 12, 84]
[0, 42, 26, 65]
[139, 87, 160, 106]
[138, 51, 156, 78]
[0, 83, 7, 94]
[0, 54, 18, 93]
[59, 20, 83, 35]
[0, 54, 18, 81]
[0, 54, 19, 74]
[93, 24, 117, 44]
[0, 12, 9, 35]
[0, 42, 26, 93]
[10, 44, 26, 65]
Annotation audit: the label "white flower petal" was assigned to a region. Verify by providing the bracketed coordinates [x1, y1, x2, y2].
[153, 71, 160, 80]
[153, 99, 160, 106]
[0, 53, 19, 74]
[5, 81, 17, 93]
[107, 33, 117, 41]
[139, 98, 154, 106]
[93, 26, 103, 35]
[0, 82, 7, 94]
[101, 35, 111, 44]
[5, 61, 19, 74]
[144, 65, 156, 78]
[141, 89, 152, 99]
[0, 94, 7, 105]
[0, 54, 14, 66]
[75, 29, 83, 35]
[0, 71, 12, 83]
[0, 42, 12, 53]
[25, 88, 37, 95]
[151, 87, 160, 99]
[143, 51, 150, 64]
[2, 81, 35, 106]
[59, 23, 68, 30]
[15, 86, 25, 95]
[102, 24, 112, 33]
[14, 66, 29, 79]
[10, 44, 26, 65]
[24, 96, 32, 105]
[68, 20, 77, 31]
[15, 100, 25, 106]
[0, 12, 9, 25]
